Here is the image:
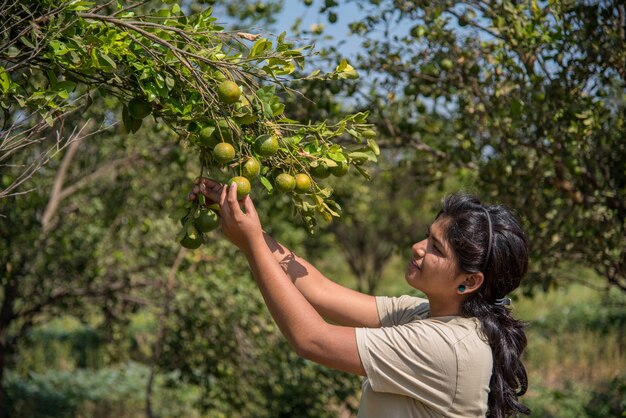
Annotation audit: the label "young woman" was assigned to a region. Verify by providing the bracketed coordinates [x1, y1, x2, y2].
[193, 178, 531, 418]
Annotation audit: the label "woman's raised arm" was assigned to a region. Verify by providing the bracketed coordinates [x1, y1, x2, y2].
[195, 177, 380, 328]
[262, 233, 380, 328]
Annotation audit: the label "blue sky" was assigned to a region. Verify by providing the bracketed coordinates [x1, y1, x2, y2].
[269, 1, 367, 58]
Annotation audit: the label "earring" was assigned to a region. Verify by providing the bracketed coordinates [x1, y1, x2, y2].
[458, 284, 466, 293]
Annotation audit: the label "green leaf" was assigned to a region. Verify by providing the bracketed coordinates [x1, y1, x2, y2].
[57, 80, 77, 93]
[336, 59, 348, 72]
[169, 207, 189, 220]
[67, 1, 95, 11]
[271, 103, 285, 116]
[348, 151, 373, 162]
[122, 105, 132, 133]
[353, 164, 371, 180]
[259, 175, 273, 193]
[276, 117, 299, 123]
[367, 139, 380, 156]
[98, 52, 117, 69]
[248, 38, 272, 58]
[19, 36, 35, 49]
[0, 68, 11, 93]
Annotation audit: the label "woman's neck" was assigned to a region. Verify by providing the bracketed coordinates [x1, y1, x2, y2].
[428, 298, 462, 318]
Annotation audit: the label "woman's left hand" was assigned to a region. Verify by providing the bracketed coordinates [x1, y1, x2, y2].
[194, 177, 264, 252]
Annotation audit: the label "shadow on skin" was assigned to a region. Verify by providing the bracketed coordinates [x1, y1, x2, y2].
[263, 233, 310, 281]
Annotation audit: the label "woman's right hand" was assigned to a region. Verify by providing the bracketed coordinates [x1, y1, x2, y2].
[192, 177, 264, 252]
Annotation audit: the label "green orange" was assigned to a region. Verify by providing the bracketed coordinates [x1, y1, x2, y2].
[330, 161, 350, 177]
[294, 173, 312, 193]
[254, 134, 279, 157]
[213, 119, 236, 142]
[242, 157, 261, 179]
[180, 233, 203, 249]
[195, 208, 219, 233]
[440, 58, 454, 71]
[229, 176, 251, 199]
[310, 163, 330, 179]
[128, 98, 151, 119]
[275, 173, 296, 193]
[213, 142, 236, 164]
[198, 125, 218, 148]
[217, 80, 241, 104]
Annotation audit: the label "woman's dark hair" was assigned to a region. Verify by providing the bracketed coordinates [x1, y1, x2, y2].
[437, 193, 531, 418]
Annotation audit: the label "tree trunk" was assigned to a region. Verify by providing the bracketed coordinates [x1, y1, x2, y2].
[0, 279, 18, 418]
[145, 248, 184, 418]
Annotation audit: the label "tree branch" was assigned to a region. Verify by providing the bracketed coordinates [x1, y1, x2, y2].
[146, 247, 185, 418]
[40, 120, 93, 233]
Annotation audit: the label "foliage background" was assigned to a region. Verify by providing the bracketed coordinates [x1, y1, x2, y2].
[1, 0, 625, 417]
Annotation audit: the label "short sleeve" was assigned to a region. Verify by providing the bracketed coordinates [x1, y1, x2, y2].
[355, 321, 456, 412]
[376, 295, 430, 326]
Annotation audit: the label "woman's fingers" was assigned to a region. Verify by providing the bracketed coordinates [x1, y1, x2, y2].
[218, 183, 228, 208]
[243, 194, 257, 218]
[227, 182, 244, 216]
[191, 177, 224, 203]
[200, 178, 223, 202]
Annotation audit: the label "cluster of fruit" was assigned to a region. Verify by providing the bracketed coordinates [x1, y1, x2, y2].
[165, 79, 369, 249]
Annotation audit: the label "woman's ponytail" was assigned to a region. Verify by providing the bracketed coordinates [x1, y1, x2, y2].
[439, 193, 531, 417]
[461, 297, 530, 417]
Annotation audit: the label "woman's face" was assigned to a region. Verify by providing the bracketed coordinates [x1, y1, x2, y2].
[405, 218, 465, 298]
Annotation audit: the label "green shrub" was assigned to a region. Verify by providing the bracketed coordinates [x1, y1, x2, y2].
[4, 365, 147, 418]
[585, 376, 626, 418]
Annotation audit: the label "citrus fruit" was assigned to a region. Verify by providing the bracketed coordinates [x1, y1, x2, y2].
[440, 58, 454, 71]
[213, 142, 236, 164]
[128, 98, 151, 119]
[180, 233, 203, 249]
[195, 209, 219, 233]
[198, 125, 218, 148]
[254, 134, 279, 157]
[410, 25, 426, 38]
[294, 173, 312, 193]
[310, 163, 330, 179]
[229, 176, 251, 199]
[217, 80, 241, 104]
[275, 173, 296, 193]
[212, 119, 236, 143]
[330, 161, 349, 177]
[242, 157, 261, 179]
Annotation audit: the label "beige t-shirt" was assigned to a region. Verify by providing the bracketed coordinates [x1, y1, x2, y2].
[355, 295, 492, 418]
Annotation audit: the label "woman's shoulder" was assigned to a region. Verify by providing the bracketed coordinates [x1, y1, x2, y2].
[376, 294, 430, 326]
[423, 316, 490, 351]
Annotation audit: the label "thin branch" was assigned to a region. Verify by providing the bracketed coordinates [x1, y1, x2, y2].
[111, 0, 152, 17]
[15, 277, 153, 323]
[40, 121, 91, 233]
[57, 147, 145, 202]
[0, 109, 113, 200]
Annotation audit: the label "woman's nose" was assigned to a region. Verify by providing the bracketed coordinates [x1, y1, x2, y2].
[412, 242, 426, 258]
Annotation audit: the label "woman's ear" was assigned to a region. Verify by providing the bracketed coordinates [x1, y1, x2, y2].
[462, 273, 484, 294]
